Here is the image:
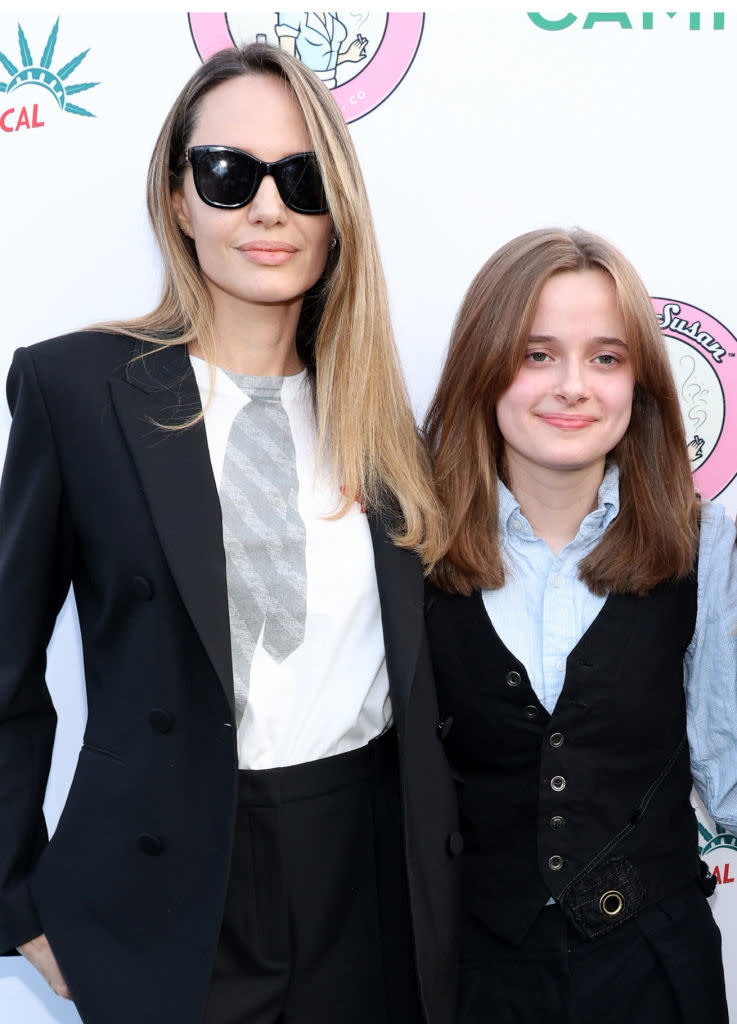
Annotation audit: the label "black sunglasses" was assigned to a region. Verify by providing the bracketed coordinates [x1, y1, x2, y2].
[184, 145, 329, 215]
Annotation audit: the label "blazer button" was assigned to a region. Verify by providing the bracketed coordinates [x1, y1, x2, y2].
[437, 716, 454, 741]
[549, 732, 565, 748]
[149, 708, 175, 733]
[524, 705, 539, 719]
[550, 775, 566, 792]
[549, 815, 566, 830]
[548, 854, 564, 871]
[133, 576, 154, 601]
[506, 670, 522, 687]
[447, 832, 464, 857]
[138, 834, 165, 856]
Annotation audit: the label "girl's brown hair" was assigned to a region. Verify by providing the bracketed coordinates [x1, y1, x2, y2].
[96, 44, 442, 555]
[424, 227, 699, 595]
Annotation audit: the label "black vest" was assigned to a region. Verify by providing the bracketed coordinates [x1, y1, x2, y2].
[426, 573, 699, 944]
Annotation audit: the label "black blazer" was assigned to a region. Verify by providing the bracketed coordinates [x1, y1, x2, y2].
[0, 332, 459, 1024]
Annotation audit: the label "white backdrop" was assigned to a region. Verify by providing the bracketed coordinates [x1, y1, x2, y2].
[0, 9, 736, 1021]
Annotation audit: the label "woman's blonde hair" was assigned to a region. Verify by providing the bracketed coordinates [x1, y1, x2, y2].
[424, 227, 699, 595]
[98, 44, 441, 555]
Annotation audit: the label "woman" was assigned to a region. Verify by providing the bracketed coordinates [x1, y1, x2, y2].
[0, 44, 459, 1024]
[423, 228, 735, 1023]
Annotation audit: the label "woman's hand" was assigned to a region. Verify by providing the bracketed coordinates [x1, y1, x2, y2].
[18, 934, 72, 1000]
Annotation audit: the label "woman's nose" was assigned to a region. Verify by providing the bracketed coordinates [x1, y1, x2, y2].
[247, 174, 287, 226]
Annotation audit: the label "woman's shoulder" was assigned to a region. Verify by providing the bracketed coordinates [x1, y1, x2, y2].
[22, 329, 142, 373]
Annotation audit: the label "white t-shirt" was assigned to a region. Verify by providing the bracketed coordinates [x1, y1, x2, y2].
[191, 356, 391, 769]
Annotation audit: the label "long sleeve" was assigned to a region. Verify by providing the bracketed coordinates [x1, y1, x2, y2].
[684, 500, 737, 832]
[0, 347, 73, 953]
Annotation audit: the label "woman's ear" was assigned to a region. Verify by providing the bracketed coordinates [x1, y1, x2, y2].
[172, 189, 193, 238]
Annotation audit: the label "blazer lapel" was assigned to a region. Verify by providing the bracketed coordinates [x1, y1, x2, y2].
[368, 510, 423, 725]
[109, 343, 234, 713]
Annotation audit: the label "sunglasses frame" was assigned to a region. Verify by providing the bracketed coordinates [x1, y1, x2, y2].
[184, 145, 329, 215]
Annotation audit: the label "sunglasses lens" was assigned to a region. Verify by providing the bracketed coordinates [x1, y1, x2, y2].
[194, 149, 259, 208]
[277, 154, 328, 214]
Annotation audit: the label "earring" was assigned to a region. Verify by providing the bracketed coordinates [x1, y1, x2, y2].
[329, 236, 337, 251]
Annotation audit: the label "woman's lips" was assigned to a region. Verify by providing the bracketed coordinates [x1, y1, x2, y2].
[537, 414, 597, 430]
[237, 240, 297, 265]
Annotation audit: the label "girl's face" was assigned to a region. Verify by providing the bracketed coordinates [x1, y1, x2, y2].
[496, 268, 635, 484]
[172, 74, 333, 319]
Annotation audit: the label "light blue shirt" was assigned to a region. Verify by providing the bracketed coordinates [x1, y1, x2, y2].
[482, 463, 737, 832]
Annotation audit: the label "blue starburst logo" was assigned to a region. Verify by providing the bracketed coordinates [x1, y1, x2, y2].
[698, 821, 737, 856]
[0, 18, 98, 118]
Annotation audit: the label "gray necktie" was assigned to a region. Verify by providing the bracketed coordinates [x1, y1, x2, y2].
[219, 374, 307, 724]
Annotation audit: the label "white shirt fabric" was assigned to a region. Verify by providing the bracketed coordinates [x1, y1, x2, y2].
[191, 356, 391, 769]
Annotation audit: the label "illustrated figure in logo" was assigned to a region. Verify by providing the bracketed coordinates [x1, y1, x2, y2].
[0, 42, 457, 1024]
[275, 12, 368, 88]
[424, 228, 735, 1023]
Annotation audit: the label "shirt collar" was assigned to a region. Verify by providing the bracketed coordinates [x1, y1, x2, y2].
[498, 461, 621, 539]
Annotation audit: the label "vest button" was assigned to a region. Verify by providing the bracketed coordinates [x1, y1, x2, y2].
[549, 732, 565, 748]
[506, 670, 522, 687]
[437, 716, 454, 741]
[138, 834, 165, 856]
[548, 854, 564, 871]
[550, 775, 566, 792]
[524, 705, 539, 719]
[549, 815, 566, 830]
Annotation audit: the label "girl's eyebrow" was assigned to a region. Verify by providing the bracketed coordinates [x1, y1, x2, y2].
[528, 334, 629, 348]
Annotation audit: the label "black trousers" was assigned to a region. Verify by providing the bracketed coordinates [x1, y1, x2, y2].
[204, 728, 423, 1024]
[458, 884, 729, 1024]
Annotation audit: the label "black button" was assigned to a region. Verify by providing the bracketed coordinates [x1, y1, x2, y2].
[437, 716, 454, 741]
[549, 732, 564, 748]
[138, 834, 165, 856]
[149, 708, 174, 733]
[447, 832, 464, 857]
[524, 705, 539, 719]
[548, 854, 564, 871]
[133, 576, 154, 601]
[506, 670, 522, 687]
[549, 815, 566, 830]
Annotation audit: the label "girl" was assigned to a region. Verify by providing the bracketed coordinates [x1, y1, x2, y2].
[424, 228, 734, 1023]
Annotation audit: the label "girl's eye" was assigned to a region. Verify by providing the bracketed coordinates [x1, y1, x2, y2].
[594, 353, 618, 365]
[526, 351, 550, 363]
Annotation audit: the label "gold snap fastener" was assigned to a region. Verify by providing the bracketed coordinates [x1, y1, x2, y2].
[599, 890, 625, 917]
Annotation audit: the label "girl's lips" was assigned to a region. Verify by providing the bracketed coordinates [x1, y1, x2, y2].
[537, 414, 597, 430]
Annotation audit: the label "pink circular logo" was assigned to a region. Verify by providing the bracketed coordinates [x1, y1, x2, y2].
[188, 12, 424, 123]
[652, 297, 737, 499]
